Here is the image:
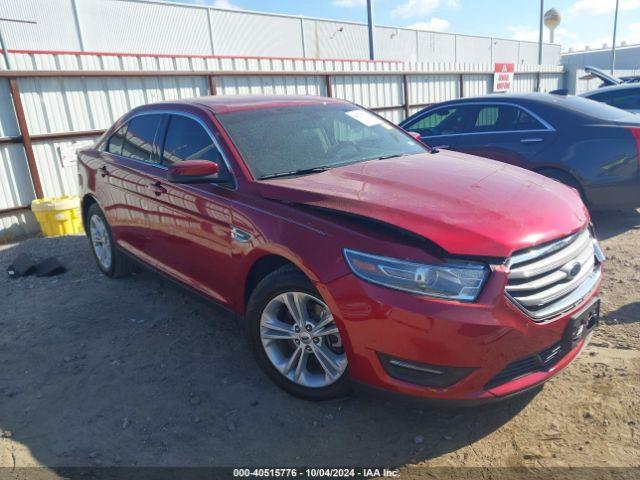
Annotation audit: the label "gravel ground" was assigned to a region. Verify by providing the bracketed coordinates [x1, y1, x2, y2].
[0, 210, 638, 477]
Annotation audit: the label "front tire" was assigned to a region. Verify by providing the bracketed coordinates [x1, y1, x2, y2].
[246, 265, 351, 400]
[87, 203, 133, 278]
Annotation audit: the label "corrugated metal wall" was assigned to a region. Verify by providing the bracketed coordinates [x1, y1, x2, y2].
[2, 0, 562, 64]
[0, 57, 564, 243]
[0, 51, 565, 242]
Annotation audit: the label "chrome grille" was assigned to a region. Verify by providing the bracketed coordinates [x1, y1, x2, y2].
[506, 228, 603, 321]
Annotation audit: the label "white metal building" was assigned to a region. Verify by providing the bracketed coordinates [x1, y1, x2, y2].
[1, 0, 561, 64]
[0, 0, 566, 242]
[561, 44, 640, 93]
[561, 43, 640, 70]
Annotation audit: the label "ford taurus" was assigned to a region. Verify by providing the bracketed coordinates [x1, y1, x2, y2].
[78, 96, 604, 403]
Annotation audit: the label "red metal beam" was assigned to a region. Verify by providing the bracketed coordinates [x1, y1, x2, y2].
[2, 48, 404, 65]
[0, 205, 29, 215]
[8, 78, 44, 199]
[0, 69, 496, 79]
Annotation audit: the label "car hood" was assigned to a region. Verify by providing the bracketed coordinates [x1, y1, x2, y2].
[255, 151, 589, 258]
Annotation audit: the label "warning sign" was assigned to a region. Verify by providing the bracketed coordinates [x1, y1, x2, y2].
[493, 63, 514, 93]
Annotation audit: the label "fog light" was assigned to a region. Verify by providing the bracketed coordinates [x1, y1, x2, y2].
[378, 353, 475, 388]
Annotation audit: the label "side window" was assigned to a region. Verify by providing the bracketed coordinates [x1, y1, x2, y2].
[405, 107, 469, 136]
[106, 124, 127, 155]
[601, 90, 640, 110]
[162, 115, 225, 170]
[121, 114, 163, 164]
[588, 92, 607, 103]
[515, 108, 546, 130]
[475, 107, 499, 128]
[471, 105, 544, 132]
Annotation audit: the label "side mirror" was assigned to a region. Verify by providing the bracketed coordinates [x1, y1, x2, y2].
[167, 160, 222, 184]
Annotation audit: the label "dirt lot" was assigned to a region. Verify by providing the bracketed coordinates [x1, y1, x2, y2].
[0, 210, 639, 478]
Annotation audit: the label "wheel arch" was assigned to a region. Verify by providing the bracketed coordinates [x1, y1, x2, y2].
[236, 244, 338, 314]
[532, 166, 587, 201]
[241, 251, 307, 313]
[81, 194, 99, 231]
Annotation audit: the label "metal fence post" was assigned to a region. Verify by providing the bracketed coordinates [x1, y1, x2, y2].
[324, 75, 332, 97]
[537, 71, 542, 92]
[8, 77, 44, 199]
[402, 74, 410, 119]
[208, 75, 218, 95]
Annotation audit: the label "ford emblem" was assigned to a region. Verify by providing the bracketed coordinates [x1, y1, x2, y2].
[568, 262, 582, 278]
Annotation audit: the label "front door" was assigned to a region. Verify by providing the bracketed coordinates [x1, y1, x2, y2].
[146, 112, 237, 307]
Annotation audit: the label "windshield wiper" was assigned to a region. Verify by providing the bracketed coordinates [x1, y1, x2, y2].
[259, 166, 332, 180]
[375, 153, 409, 160]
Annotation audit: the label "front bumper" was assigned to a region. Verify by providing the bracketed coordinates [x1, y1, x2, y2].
[318, 266, 601, 403]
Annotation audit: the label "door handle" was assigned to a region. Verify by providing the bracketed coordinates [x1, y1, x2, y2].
[434, 144, 450, 149]
[148, 181, 167, 196]
[520, 138, 544, 143]
[99, 165, 108, 178]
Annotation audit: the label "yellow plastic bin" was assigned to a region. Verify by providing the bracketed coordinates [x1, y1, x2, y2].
[31, 196, 84, 237]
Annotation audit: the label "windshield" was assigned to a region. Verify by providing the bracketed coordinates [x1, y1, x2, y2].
[216, 103, 427, 179]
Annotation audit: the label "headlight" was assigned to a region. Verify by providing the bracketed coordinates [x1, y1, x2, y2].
[343, 249, 489, 301]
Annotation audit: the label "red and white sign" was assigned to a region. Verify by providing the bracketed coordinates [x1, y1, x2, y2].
[493, 63, 514, 93]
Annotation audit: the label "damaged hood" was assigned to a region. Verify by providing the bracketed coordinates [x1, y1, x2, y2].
[255, 152, 589, 258]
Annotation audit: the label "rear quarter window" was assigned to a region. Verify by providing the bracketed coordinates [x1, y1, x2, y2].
[588, 89, 640, 111]
[560, 95, 640, 123]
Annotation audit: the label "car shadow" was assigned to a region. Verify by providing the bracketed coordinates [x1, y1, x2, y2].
[0, 235, 537, 470]
[591, 208, 640, 241]
[601, 301, 640, 325]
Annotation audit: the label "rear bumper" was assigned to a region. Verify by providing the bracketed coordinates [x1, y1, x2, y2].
[320, 269, 600, 404]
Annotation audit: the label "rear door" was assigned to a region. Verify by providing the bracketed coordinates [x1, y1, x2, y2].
[99, 113, 167, 265]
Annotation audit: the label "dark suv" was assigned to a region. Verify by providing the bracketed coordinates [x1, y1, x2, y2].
[400, 93, 640, 210]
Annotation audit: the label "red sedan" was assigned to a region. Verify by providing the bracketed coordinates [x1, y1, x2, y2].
[78, 96, 604, 403]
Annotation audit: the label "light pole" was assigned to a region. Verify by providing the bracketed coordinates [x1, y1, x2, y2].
[537, 0, 544, 65]
[0, 17, 37, 70]
[366, 0, 375, 60]
[611, 0, 620, 74]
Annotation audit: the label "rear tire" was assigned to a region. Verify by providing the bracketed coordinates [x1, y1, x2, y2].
[246, 265, 351, 401]
[87, 203, 134, 278]
[537, 169, 587, 204]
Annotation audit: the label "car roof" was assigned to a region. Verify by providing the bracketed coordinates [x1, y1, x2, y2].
[399, 91, 640, 126]
[580, 83, 640, 97]
[429, 92, 574, 105]
[140, 95, 349, 114]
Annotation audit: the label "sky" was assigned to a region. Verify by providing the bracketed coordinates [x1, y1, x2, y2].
[170, 0, 640, 51]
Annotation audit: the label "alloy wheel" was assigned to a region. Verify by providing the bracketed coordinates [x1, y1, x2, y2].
[260, 291, 347, 388]
[89, 214, 112, 270]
